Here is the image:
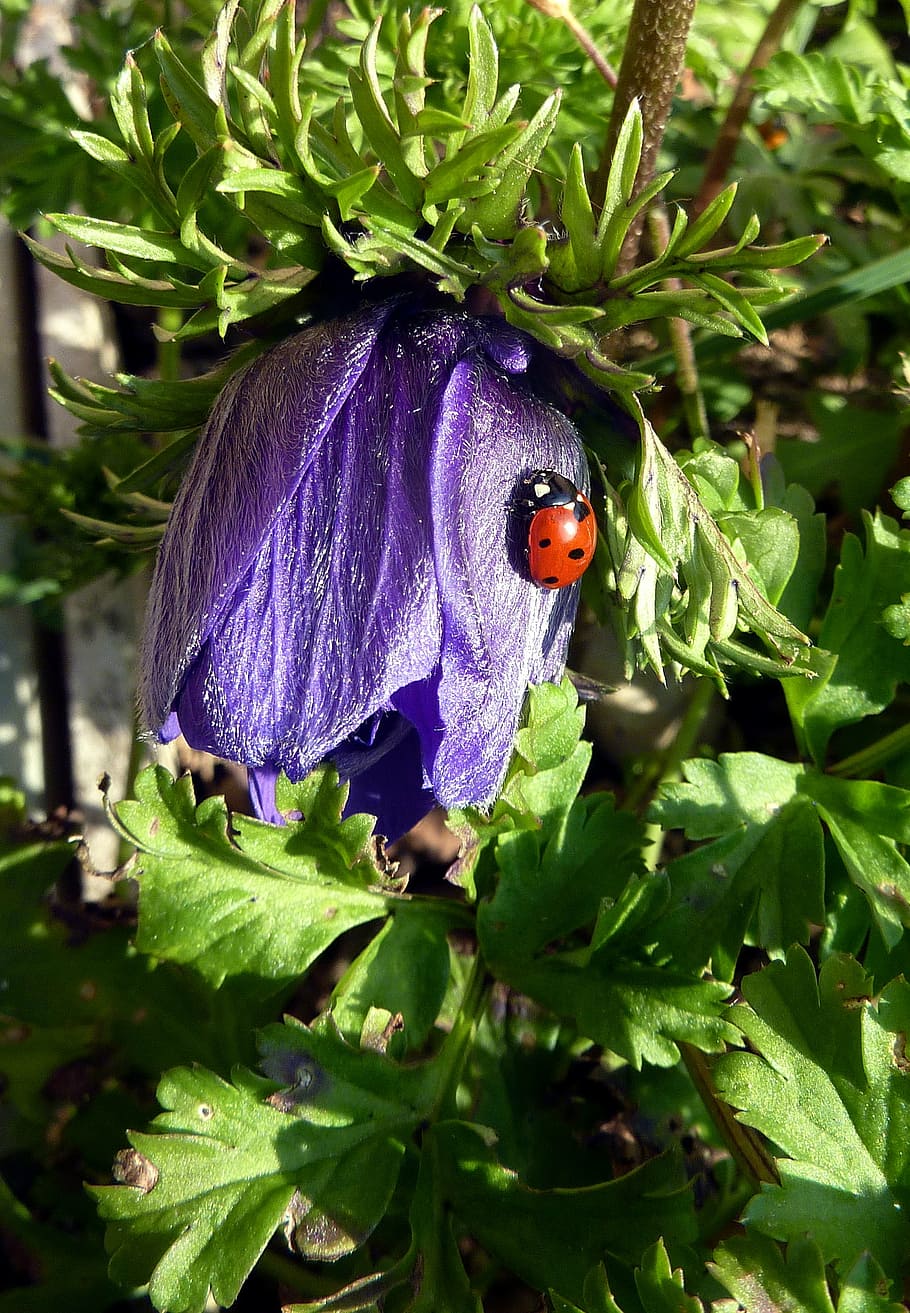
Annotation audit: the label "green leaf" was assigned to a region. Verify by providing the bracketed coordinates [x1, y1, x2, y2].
[478, 792, 733, 1066]
[425, 1121, 696, 1306]
[785, 512, 910, 763]
[21, 234, 205, 308]
[108, 766, 405, 990]
[462, 5, 499, 130]
[598, 101, 644, 279]
[777, 395, 904, 517]
[709, 1233, 837, 1313]
[709, 1232, 906, 1313]
[422, 122, 523, 206]
[671, 184, 738, 261]
[348, 19, 422, 210]
[634, 1239, 705, 1312]
[481, 795, 646, 962]
[550, 142, 600, 292]
[329, 903, 458, 1052]
[93, 1022, 426, 1313]
[458, 91, 560, 239]
[43, 214, 196, 267]
[155, 30, 222, 148]
[70, 128, 132, 167]
[653, 752, 910, 955]
[715, 950, 910, 1281]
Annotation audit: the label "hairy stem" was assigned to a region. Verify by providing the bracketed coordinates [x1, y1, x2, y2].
[593, 0, 697, 267]
[695, 0, 805, 214]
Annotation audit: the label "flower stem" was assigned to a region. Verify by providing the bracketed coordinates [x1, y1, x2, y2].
[828, 722, 910, 779]
[625, 675, 716, 869]
[156, 306, 183, 385]
[593, 0, 697, 265]
[694, 0, 805, 215]
[526, 0, 618, 89]
[647, 206, 709, 443]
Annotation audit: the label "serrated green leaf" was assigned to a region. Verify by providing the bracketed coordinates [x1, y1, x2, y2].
[426, 1121, 696, 1306]
[634, 1239, 704, 1312]
[652, 752, 910, 956]
[93, 1030, 424, 1313]
[477, 786, 732, 1066]
[22, 234, 205, 308]
[108, 766, 399, 990]
[785, 512, 910, 763]
[709, 1234, 837, 1313]
[714, 950, 910, 1282]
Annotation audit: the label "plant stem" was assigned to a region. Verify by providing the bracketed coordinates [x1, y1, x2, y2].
[694, 0, 805, 215]
[829, 722, 910, 779]
[626, 675, 716, 869]
[681, 1042, 779, 1187]
[593, 0, 697, 268]
[526, 0, 618, 89]
[647, 206, 709, 443]
[431, 950, 489, 1121]
[156, 306, 183, 384]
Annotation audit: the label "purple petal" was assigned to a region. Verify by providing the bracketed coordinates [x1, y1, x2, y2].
[413, 354, 586, 808]
[140, 302, 398, 730]
[339, 720, 436, 841]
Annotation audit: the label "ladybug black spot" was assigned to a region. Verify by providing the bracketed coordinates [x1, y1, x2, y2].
[543, 575, 559, 585]
[538, 537, 552, 548]
[568, 548, 586, 560]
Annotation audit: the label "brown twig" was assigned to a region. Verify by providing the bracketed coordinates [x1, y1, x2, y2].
[525, 0, 618, 90]
[694, 0, 805, 214]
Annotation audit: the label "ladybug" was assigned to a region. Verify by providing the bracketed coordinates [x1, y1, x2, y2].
[517, 469, 597, 590]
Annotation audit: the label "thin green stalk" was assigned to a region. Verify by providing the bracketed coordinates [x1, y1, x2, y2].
[828, 722, 910, 779]
[431, 950, 490, 1122]
[681, 1042, 779, 1188]
[625, 676, 716, 869]
[647, 205, 709, 443]
[156, 306, 183, 385]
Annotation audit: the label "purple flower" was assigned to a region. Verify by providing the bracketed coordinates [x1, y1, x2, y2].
[140, 299, 589, 839]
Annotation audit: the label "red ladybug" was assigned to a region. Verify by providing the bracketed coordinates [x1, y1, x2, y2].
[518, 469, 597, 590]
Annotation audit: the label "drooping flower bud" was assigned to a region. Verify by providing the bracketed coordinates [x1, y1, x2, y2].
[141, 299, 590, 838]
